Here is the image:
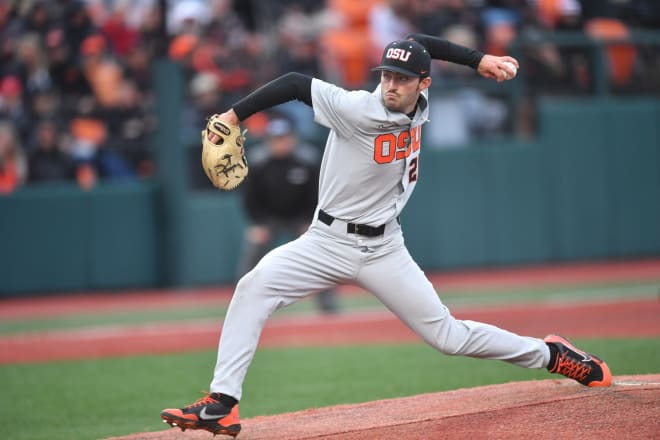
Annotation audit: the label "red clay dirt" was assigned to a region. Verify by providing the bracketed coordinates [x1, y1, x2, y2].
[107, 375, 660, 440]
[1, 298, 658, 364]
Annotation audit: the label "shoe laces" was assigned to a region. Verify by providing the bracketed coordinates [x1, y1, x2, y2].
[555, 352, 592, 382]
[186, 391, 218, 409]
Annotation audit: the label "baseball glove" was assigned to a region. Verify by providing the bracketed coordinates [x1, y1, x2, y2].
[201, 114, 249, 190]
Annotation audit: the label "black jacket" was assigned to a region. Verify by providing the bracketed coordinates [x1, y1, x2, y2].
[243, 143, 319, 224]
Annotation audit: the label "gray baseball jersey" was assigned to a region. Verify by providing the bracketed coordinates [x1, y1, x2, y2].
[210, 79, 549, 400]
[313, 79, 426, 225]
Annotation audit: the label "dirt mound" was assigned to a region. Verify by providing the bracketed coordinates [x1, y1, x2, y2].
[108, 374, 660, 440]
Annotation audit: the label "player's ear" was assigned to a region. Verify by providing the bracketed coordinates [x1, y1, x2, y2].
[419, 76, 432, 92]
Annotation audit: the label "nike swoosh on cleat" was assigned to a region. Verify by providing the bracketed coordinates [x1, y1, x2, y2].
[570, 344, 592, 362]
[199, 407, 226, 421]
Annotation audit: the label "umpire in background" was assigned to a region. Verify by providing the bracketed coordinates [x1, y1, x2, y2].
[236, 115, 339, 314]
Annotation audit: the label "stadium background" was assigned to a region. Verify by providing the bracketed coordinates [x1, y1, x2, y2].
[1, 0, 660, 294]
[0, 1, 659, 439]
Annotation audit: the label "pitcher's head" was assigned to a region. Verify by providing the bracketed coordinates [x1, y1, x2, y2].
[373, 39, 432, 113]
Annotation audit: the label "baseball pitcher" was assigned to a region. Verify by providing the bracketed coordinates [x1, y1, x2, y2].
[161, 33, 612, 437]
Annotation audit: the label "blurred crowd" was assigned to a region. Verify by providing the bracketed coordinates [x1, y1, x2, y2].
[1, 0, 659, 194]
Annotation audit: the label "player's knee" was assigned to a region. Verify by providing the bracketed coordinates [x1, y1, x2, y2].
[427, 336, 462, 356]
[235, 272, 250, 292]
[423, 315, 469, 356]
[235, 265, 275, 297]
[235, 269, 263, 298]
[437, 344, 462, 356]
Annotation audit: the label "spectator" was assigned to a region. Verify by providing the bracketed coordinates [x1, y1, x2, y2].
[0, 3, 21, 79]
[0, 75, 31, 144]
[273, 4, 323, 79]
[133, 1, 168, 59]
[79, 33, 124, 109]
[27, 119, 76, 184]
[193, 0, 262, 105]
[45, 27, 92, 116]
[413, 0, 479, 42]
[0, 0, 654, 193]
[368, 0, 416, 59]
[22, 1, 53, 40]
[99, 0, 140, 57]
[168, 33, 202, 86]
[28, 88, 60, 128]
[168, 0, 210, 36]
[481, 7, 519, 57]
[14, 32, 52, 99]
[63, 0, 97, 56]
[68, 115, 135, 188]
[237, 115, 340, 314]
[122, 42, 153, 93]
[103, 78, 155, 177]
[0, 120, 27, 194]
[182, 71, 222, 147]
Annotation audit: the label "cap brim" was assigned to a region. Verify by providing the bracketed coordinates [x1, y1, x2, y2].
[371, 65, 422, 78]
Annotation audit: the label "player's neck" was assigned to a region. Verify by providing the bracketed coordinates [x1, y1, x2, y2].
[406, 105, 417, 119]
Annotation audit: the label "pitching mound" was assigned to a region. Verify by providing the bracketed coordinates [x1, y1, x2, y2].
[110, 374, 660, 440]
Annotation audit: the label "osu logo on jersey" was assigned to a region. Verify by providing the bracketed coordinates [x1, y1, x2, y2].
[386, 48, 411, 62]
[373, 126, 420, 164]
[374, 127, 421, 182]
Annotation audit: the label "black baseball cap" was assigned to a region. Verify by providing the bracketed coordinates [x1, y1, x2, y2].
[372, 39, 431, 78]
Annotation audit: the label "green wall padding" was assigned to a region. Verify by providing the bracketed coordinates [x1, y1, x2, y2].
[89, 183, 159, 288]
[603, 101, 660, 256]
[540, 100, 612, 260]
[481, 143, 552, 265]
[180, 193, 246, 285]
[0, 184, 88, 293]
[0, 183, 158, 296]
[404, 148, 489, 268]
[539, 98, 660, 261]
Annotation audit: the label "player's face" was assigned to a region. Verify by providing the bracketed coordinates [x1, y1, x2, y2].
[269, 133, 296, 158]
[380, 71, 431, 114]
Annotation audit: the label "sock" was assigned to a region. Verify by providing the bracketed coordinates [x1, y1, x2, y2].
[218, 394, 238, 408]
[546, 342, 559, 370]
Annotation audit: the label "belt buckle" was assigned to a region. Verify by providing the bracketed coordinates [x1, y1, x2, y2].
[354, 224, 361, 235]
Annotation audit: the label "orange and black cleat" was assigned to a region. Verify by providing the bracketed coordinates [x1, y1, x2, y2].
[160, 392, 241, 437]
[544, 334, 612, 387]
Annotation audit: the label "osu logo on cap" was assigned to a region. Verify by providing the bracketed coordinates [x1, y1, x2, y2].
[386, 48, 411, 62]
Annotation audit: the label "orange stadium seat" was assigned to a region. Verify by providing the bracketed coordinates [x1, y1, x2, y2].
[321, 0, 383, 87]
[536, 0, 564, 28]
[585, 18, 638, 87]
[328, 0, 383, 27]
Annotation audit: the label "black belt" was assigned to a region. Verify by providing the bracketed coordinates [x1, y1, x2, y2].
[318, 209, 386, 237]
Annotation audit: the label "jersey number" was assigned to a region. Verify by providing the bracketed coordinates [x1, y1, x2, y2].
[409, 157, 418, 182]
[373, 126, 421, 164]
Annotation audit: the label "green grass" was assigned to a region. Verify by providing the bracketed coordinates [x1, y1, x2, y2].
[1, 338, 658, 440]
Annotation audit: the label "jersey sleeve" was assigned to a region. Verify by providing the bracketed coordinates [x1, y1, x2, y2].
[311, 79, 372, 138]
[405, 33, 484, 69]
